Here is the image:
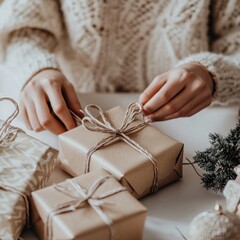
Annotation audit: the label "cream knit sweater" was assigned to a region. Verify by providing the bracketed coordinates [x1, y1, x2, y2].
[0, 0, 239, 102]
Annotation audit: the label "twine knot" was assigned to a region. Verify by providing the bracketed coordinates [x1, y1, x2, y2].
[81, 102, 159, 193]
[45, 176, 126, 240]
[113, 129, 121, 137]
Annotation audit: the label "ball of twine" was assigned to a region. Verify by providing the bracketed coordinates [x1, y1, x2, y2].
[189, 204, 240, 240]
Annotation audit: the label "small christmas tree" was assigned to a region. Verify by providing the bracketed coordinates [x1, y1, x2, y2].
[193, 120, 240, 192]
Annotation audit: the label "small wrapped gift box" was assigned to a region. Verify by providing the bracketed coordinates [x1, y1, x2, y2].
[31, 169, 147, 240]
[0, 98, 57, 240]
[59, 103, 183, 198]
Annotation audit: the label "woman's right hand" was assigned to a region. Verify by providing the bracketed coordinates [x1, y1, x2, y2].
[20, 69, 83, 135]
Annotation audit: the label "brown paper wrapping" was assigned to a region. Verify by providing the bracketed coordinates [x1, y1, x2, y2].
[31, 169, 147, 240]
[59, 106, 183, 198]
[0, 120, 57, 240]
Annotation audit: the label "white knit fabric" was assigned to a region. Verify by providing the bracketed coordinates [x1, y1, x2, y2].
[0, 0, 239, 102]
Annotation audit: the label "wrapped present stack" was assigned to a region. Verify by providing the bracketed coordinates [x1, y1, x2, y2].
[31, 102, 183, 239]
[1, 98, 184, 239]
[0, 98, 57, 240]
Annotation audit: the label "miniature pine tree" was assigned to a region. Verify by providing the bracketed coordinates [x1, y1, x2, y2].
[193, 120, 240, 192]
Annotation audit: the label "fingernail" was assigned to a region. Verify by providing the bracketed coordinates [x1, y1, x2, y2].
[142, 109, 149, 116]
[144, 115, 152, 123]
[142, 106, 151, 115]
[79, 109, 85, 117]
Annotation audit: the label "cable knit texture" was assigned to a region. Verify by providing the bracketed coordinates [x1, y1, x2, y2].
[0, 0, 239, 102]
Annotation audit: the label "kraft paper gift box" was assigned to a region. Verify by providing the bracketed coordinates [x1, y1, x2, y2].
[0, 98, 57, 240]
[59, 103, 184, 199]
[31, 169, 147, 240]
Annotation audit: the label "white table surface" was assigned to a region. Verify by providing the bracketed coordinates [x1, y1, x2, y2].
[0, 66, 239, 240]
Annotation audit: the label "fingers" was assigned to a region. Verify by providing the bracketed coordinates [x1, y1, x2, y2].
[161, 100, 210, 121]
[43, 82, 77, 130]
[141, 70, 187, 114]
[140, 63, 214, 121]
[20, 69, 81, 134]
[145, 76, 209, 120]
[20, 104, 32, 130]
[62, 81, 84, 118]
[185, 96, 211, 117]
[21, 89, 66, 134]
[139, 75, 166, 106]
[23, 100, 44, 132]
[33, 90, 66, 134]
[148, 90, 211, 121]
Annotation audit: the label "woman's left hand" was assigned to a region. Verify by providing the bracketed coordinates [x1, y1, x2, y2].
[139, 62, 214, 121]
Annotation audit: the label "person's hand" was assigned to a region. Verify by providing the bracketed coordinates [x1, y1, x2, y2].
[139, 62, 214, 121]
[20, 69, 83, 134]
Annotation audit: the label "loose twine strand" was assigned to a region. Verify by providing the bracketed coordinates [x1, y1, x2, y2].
[183, 158, 203, 178]
[0, 97, 30, 229]
[81, 103, 159, 193]
[45, 175, 126, 240]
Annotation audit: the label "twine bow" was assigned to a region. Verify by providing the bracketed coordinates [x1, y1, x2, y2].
[45, 175, 126, 240]
[82, 102, 159, 193]
[0, 97, 30, 228]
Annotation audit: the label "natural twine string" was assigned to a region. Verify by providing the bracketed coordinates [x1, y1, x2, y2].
[183, 158, 203, 178]
[0, 97, 22, 146]
[81, 103, 159, 193]
[45, 175, 126, 240]
[0, 97, 30, 228]
[69, 109, 83, 125]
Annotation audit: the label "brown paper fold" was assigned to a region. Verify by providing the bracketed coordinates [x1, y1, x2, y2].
[31, 169, 147, 240]
[59, 106, 183, 198]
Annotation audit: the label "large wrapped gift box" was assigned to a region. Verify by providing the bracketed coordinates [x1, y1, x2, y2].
[59, 104, 183, 198]
[31, 169, 147, 240]
[0, 120, 57, 240]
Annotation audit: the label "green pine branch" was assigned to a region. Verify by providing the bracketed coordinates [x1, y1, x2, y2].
[193, 120, 240, 192]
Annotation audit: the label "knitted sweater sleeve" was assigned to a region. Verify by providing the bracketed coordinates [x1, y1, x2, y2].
[0, 0, 63, 90]
[176, 1, 240, 103]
